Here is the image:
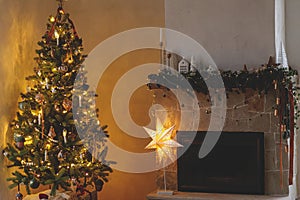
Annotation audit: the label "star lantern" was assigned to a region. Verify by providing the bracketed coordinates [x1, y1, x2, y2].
[144, 118, 183, 164]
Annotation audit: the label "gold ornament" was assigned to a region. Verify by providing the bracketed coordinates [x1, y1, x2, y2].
[62, 98, 72, 111]
[67, 56, 74, 64]
[57, 150, 64, 162]
[49, 16, 55, 23]
[48, 126, 57, 138]
[54, 101, 61, 112]
[58, 65, 68, 73]
[64, 53, 74, 64]
[35, 93, 45, 104]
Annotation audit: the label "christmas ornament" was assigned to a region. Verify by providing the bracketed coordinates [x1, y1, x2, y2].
[54, 101, 61, 112]
[49, 16, 55, 23]
[29, 178, 40, 189]
[58, 65, 68, 72]
[39, 193, 49, 200]
[51, 87, 56, 93]
[15, 135, 25, 150]
[57, 150, 64, 161]
[18, 102, 30, 110]
[35, 93, 45, 104]
[48, 126, 57, 138]
[62, 98, 72, 111]
[67, 56, 74, 64]
[94, 179, 104, 191]
[2, 148, 10, 157]
[178, 58, 189, 74]
[16, 191, 23, 200]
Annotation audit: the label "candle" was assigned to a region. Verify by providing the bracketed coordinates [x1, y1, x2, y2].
[45, 144, 50, 161]
[45, 149, 48, 161]
[38, 113, 41, 125]
[160, 28, 163, 45]
[45, 78, 49, 89]
[79, 95, 82, 107]
[54, 30, 59, 46]
[63, 129, 67, 144]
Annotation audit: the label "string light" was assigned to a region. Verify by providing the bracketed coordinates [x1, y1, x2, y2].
[49, 16, 55, 23]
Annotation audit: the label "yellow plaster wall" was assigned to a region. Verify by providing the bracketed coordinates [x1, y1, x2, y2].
[0, 0, 164, 199]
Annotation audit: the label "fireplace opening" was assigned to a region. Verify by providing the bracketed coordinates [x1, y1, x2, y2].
[177, 131, 265, 195]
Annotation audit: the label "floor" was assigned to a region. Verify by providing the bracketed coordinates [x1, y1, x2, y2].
[146, 191, 291, 200]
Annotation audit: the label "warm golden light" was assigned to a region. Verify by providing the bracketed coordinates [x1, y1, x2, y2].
[144, 118, 182, 163]
[24, 136, 33, 145]
[54, 30, 60, 39]
[49, 16, 55, 23]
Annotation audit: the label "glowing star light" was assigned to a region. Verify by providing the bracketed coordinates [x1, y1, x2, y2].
[144, 118, 183, 163]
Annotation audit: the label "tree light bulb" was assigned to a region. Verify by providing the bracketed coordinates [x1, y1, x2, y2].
[63, 129, 67, 137]
[49, 16, 55, 23]
[46, 144, 51, 150]
[63, 129, 67, 143]
[54, 30, 60, 46]
[54, 30, 60, 39]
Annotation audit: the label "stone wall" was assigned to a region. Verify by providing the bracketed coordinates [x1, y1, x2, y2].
[153, 87, 289, 195]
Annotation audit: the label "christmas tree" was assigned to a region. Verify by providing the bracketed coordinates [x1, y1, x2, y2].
[2, 0, 112, 197]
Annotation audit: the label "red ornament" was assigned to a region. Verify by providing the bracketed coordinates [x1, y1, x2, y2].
[39, 193, 49, 200]
[62, 98, 72, 111]
[35, 93, 45, 104]
[15, 136, 25, 150]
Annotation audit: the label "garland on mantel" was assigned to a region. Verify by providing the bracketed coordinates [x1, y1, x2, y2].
[148, 64, 299, 139]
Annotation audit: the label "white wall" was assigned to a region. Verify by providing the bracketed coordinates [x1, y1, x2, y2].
[286, 0, 300, 70]
[165, 0, 275, 70]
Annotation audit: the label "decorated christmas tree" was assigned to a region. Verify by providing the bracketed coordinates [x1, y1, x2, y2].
[2, 0, 112, 197]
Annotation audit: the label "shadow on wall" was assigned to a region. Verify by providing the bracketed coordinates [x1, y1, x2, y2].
[0, 1, 41, 199]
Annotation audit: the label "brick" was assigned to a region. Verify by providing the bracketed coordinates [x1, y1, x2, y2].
[248, 113, 271, 133]
[265, 89, 277, 113]
[265, 171, 289, 195]
[275, 144, 289, 171]
[264, 132, 276, 150]
[265, 150, 278, 171]
[223, 118, 249, 132]
[226, 89, 245, 109]
[270, 115, 280, 133]
[245, 88, 265, 112]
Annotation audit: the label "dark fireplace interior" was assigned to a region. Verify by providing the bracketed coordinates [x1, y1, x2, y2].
[177, 131, 265, 195]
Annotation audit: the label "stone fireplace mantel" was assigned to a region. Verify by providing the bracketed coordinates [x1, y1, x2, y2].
[151, 88, 289, 196]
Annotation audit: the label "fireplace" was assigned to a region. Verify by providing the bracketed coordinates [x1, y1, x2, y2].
[177, 131, 265, 195]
